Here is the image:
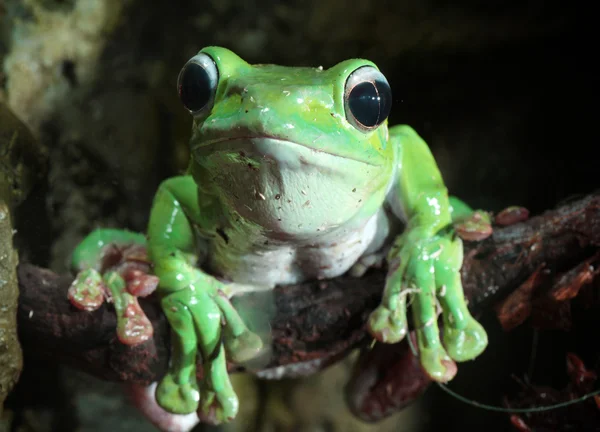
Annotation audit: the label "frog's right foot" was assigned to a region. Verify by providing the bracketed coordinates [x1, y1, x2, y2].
[155, 374, 200, 414]
[224, 329, 263, 364]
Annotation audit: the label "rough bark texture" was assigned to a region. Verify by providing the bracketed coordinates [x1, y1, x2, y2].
[0, 103, 45, 415]
[0, 204, 21, 415]
[15, 192, 600, 385]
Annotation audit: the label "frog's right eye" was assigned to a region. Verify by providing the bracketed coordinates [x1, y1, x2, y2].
[177, 53, 219, 115]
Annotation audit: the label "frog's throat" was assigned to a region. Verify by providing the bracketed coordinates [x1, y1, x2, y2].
[192, 136, 381, 167]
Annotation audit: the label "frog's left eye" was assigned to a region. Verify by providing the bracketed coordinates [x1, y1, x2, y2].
[177, 53, 219, 115]
[344, 66, 392, 131]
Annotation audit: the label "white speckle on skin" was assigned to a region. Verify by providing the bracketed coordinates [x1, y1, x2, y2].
[426, 196, 441, 215]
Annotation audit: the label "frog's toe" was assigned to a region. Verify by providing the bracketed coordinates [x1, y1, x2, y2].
[367, 305, 407, 344]
[418, 343, 457, 382]
[443, 317, 488, 362]
[68, 268, 106, 311]
[454, 210, 493, 242]
[225, 329, 264, 364]
[155, 374, 200, 414]
[437, 279, 489, 362]
[197, 386, 239, 425]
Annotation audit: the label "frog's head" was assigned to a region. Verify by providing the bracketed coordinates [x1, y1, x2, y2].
[178, 46, 396, 238]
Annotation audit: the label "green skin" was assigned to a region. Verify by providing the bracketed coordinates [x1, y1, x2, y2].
[71, 47, 488, 423]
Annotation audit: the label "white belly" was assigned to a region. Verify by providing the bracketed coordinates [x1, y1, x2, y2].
[203, 209, 390, 294]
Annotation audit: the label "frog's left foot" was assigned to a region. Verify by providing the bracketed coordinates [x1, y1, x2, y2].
[370, 231, 488, 383]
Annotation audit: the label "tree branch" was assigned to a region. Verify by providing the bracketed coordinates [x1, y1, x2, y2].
[16, 193, 600, 390]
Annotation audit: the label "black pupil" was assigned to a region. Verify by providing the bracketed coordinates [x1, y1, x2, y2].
[179, 62, 212, 112]
[348, 80, 392, 128]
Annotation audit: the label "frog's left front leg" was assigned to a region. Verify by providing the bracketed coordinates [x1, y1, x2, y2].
[368, 125, 488, 382]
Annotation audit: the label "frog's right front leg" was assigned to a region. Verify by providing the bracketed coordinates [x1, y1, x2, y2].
[147, 176, 260, 422]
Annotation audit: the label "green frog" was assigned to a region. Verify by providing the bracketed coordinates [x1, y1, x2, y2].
[70, 46, 488, 424]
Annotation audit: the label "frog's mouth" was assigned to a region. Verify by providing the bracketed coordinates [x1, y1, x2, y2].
[192, 136, 381, 167]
